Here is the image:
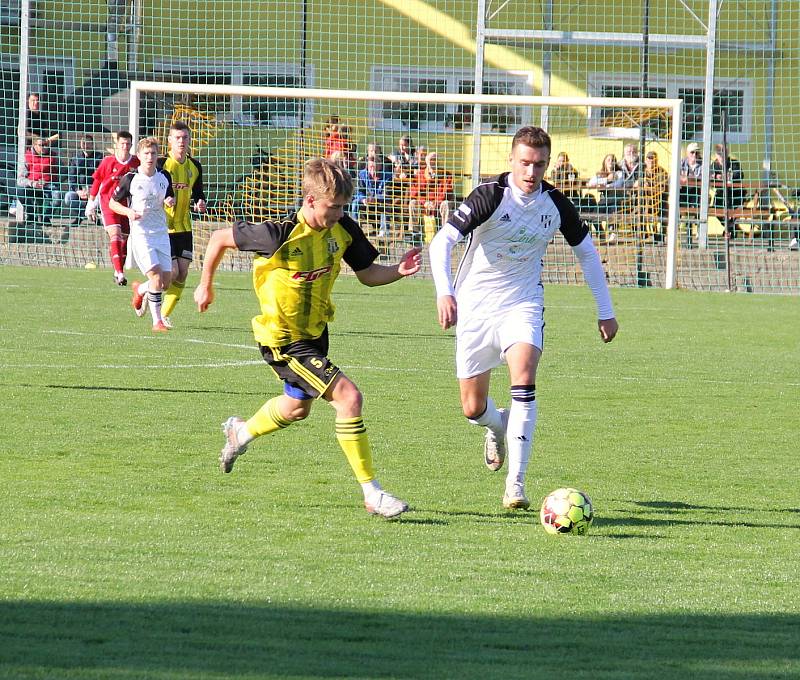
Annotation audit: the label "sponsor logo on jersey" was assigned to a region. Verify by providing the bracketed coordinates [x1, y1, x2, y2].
[173, 182, 189, 190]
[499, 213, 511, 222]
[292, 265, 332, 282]
[289, 247, 303, 257]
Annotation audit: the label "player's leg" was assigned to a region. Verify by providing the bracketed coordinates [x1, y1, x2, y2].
[104, 218, 127, 285]
[220, 391, 310, 473]
[324, 373, 408, 518]
[162, 232, 193, 321]
[456, 314, 507, 471]
[501, 342, 541, 510]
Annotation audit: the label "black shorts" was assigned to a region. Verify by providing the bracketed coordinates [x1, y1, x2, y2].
[260, 326, 340, 400]
[169, 231, 194, 261]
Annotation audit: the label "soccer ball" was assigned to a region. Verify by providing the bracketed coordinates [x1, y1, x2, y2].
[539, 487, 594, 535]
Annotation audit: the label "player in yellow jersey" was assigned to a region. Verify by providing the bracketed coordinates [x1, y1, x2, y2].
[159, 121, 206, 327]
[194, 158, 422, 519]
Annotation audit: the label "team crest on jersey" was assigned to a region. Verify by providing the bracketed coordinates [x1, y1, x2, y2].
[540, 214, 554, 229]
[327, 238, 339, 254]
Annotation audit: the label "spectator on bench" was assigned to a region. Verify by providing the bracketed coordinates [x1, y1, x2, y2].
[15, 135, 62, 243]
[408, 151, 454, 243]
[679, 142, 703, 208]
[64, 134, 103, 227]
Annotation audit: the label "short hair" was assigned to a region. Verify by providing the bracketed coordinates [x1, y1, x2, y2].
[511, 126, 552, 153]
[79, 134, 94, 143]
[137, 136, 159, 153]
[31, 135, 44, 146]
[169, 120, 191, 135]
[303, 157, 353, 200]
[115, 130, 133, 142]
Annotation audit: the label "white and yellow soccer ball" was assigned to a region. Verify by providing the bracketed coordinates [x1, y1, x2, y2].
[539, 487, 594, 535]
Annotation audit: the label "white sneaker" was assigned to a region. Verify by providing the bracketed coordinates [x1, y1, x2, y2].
[220, 416, 248, 473]
[502, 484, 530, 510]
[365, 491, 408, 519]
[484, 408, 509, 471]
[114, 271, 127, 286]
[790, 237, 799, 251]
[161, 316, 173, 329]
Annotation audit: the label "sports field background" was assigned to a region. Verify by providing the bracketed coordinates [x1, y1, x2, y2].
[0, 266, 798, 679]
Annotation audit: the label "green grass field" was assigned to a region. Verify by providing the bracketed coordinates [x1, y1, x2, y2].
[1, 265, 799, 679]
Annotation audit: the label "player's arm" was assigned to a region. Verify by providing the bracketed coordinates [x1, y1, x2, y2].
[190, 157, 207, 212]
[194, 227, 237, 312]
[428, 223, 462, 330]
[108, 173, 139, 220]
[162, 169, 176, 209]
[354, 246, 422, 286]
[571, 233, 618, 343]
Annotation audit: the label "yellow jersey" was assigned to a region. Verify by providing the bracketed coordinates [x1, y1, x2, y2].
[232, 210, 378, 347]
[160, 154, 205, 233]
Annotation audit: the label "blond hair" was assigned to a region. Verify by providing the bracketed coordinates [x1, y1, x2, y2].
[303, 157, 353, 200]
[137, 136, 160, 154]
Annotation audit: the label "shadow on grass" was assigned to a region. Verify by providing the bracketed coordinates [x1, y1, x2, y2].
[10, 383, 266, 397]
[604, 499, 800, 530]
[0, 601, 798, 679]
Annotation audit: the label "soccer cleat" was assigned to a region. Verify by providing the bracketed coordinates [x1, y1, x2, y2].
[484, 408, 509, 471]
[131, 281, 147, 317]
[114, 271, 128, 286]
[161, 316, 173, 329]
[152, 320, 170, 333]
[220, 416, 248, 473]
[365, 491, 409, 519]
[503, 485, 531, 510]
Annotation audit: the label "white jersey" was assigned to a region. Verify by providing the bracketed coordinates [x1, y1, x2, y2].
[112, 168, 174, 238]
[447, 173, 590, 319]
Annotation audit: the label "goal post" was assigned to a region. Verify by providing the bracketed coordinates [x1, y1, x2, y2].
[129, 81, 683, 288]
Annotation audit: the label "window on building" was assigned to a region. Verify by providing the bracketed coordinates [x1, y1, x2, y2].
[588, 74, 752, 143]
[151, 61, 311, 127]
[370, 67, 531, 133]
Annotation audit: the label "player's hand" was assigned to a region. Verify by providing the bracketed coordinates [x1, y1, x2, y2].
[84, 200, 96, 221]
[194, 283, 214, 312]
[164, 196, 176, 208]
[398, 246, 422, 277]
[598, 317, 619, 343]
[195, 199, 207, 213]
[437, 295, 457, 330]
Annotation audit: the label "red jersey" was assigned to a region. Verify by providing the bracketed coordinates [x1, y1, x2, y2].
[90, 154, 140, 229]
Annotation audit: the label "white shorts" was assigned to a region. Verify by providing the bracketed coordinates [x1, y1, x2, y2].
[128, 231, 172, 275]
[455, 302, 544, 379]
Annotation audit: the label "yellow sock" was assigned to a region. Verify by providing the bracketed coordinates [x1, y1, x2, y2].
[161, 279, 185, 317]
[245, 397, 292, 438]
[335, 417, 376, 484]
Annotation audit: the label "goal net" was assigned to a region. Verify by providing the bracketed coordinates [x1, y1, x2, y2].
[130, 82, 684, 288]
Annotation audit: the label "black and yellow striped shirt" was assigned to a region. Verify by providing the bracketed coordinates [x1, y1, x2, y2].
[233, 210, 378, 347]
[159, 154, 205, 233]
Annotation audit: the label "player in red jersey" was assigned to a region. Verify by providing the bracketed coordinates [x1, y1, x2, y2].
[86, 131, 140, 285]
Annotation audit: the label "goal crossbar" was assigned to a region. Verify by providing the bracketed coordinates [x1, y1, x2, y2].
[129, 82, 683, 288]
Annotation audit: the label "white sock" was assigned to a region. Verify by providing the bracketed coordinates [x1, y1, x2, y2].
[468, 396, 503, 434]
[505, 389, 537, 493]
[148, 290, 163, 324]
[361, 479, 381, 500]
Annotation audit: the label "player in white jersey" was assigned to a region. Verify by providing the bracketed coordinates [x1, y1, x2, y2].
[429, 126, 619, 510]
[109, 137, 176, 332]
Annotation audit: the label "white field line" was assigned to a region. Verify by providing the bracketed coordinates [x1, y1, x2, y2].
[4, 331, 797, 387]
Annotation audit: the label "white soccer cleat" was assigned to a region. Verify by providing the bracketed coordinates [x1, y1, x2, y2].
[484, 407, 509, 472]
[161, 316, 173, 329]
[503, 484, 530, 510]
[220, 416, 248, 473]
[365, 491, 409, 519]
[114, 271, 127, 286]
